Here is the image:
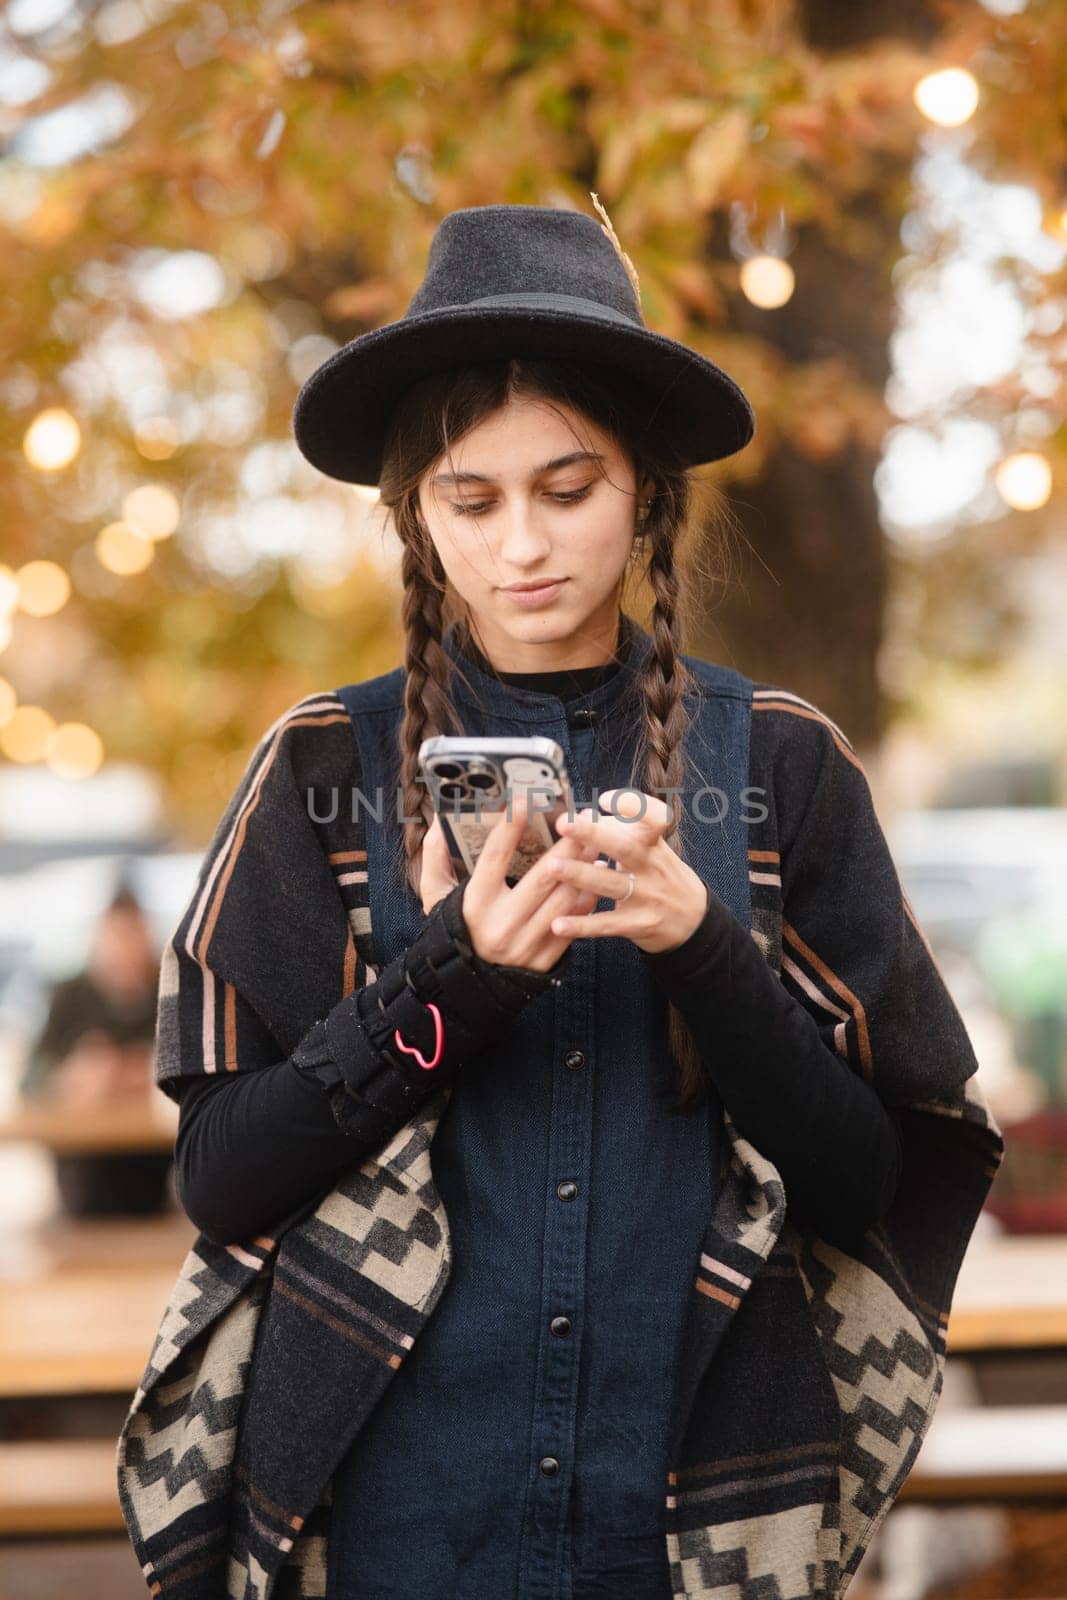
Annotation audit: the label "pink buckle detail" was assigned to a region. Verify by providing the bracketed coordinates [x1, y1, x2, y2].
[393, 1001, 445, 1071]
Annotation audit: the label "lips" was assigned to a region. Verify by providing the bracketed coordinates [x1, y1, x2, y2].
[501, 579, 567, 609]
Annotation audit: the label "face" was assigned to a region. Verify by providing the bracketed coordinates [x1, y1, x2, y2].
[90, 906, 154, 985]
[416, 394, 649, 671]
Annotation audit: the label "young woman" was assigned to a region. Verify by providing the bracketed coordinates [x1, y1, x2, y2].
[118, 204, 1003, 1600]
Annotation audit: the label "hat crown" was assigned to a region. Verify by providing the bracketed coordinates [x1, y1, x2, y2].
[291, 202, 756, 485]
[405, 205, 644, 328]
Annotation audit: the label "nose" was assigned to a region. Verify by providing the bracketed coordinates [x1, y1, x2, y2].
[497, 497, 553, 570]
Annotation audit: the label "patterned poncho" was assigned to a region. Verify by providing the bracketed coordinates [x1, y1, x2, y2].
[115, 646, 1005, 1600]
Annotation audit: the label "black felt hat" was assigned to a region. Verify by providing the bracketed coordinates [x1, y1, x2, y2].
[291, 202, 756, 486]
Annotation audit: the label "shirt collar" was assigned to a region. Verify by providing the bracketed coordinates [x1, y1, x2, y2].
[439, 611, 654, 726]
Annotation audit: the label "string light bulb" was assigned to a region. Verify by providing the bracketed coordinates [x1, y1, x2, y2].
[995, 451, 1052, 510]
[123, 484, 180, 540]
[47, 722, 104, 780]
[740, 255, 795, 309]
[16, 560, 70, 617]
[95, 522, 155, 575]
[0, 567, 19, 616]
[0, 705, 55, 762]
[23, 408, 81, 471]
[913, 68, 979, 128]
[133, 416, 179, 460]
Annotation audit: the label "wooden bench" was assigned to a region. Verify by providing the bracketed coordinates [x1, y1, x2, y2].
[0, 1440, 124, 1536]
[900, 1404, 1067, 1502]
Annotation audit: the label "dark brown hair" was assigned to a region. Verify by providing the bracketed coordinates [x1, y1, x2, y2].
[377, 356, 727, 1112]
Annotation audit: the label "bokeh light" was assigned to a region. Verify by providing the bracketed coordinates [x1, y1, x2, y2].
[95, 521, 156, 574]
[22, 407, 81, 470]
[133, 416, 180, 460]
[122, 484, 181, 540]
[995, 450, 1053, 510]
[739, 255, 795, 309]
[46, 721, 105, 779]
[0, 703, 55, 762]
[16, 560, 71, 616]
[914, 68, 980, 127]
[0, 566, 20, 616]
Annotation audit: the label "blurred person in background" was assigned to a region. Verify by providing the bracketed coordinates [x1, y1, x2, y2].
[19, 874, 171, 1216]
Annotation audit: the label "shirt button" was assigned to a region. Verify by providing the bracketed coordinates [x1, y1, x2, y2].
[563, 1050, 585, 1071]
[568, 707, 598, 726]
[539, 1456, 561, 1477]
[550, 1316, 572, 1337]
[556, 1179, 578, 1201]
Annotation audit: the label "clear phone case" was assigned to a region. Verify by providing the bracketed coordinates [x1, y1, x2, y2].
[418, 734, 574, 885]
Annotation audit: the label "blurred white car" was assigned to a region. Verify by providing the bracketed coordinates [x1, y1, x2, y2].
[889, 807, 1067, 959]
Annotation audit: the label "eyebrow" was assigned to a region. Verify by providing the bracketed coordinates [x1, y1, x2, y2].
[429, 450, 604, 488]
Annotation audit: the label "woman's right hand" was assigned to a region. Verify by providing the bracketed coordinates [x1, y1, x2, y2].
[458, 792, 601, 973]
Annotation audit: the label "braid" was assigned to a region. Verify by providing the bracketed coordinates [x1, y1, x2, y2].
[630, 487, 708, 1113]
[395, 505, 465, 901]
[635, 502, 695, 845]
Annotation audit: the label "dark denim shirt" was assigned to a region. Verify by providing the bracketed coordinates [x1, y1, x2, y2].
[327, 619, 728, 1600]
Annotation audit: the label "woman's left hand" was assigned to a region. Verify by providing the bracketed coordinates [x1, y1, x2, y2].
[546, 789, 713, 955]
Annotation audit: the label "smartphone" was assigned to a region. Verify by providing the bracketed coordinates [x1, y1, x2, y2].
[418, 734, 574, 886]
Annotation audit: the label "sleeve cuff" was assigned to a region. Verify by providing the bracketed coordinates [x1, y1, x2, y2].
[641, 881, 735, 985]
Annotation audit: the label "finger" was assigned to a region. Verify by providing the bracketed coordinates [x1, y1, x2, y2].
[471, 825, 599, 966]
[422, 813, 455, 878]
[507, 871, 600, 967]
[599, 788, 673, 826]
[532, 873, 600, 933]
[541, 854, 633, 903]
[419, 814, 458, 910]
[528, 841, 604, 920]
[548, 907, 634, 940]
[496, 819, 597, 924]
[554, 803, 662, 863]
[466, 791, 539, 900]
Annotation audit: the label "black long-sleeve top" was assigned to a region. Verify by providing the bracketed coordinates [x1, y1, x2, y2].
[172, 654, 903, 1253]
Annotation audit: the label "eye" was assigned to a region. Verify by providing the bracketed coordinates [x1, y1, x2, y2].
[550, 484, 593, 504]
[449, 483, 594, 517]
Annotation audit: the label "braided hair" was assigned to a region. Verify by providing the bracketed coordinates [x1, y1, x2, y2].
[377, 357, 728, 1112]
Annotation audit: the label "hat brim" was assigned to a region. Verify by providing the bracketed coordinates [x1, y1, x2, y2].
[291, 304, 755, 485]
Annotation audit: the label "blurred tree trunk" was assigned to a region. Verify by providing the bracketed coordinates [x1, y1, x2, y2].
[693, 0, 940, 745]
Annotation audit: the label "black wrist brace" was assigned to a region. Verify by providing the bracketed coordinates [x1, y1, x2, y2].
[291, 880, 569, 1139]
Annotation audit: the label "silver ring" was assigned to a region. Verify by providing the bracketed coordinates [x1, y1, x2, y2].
[619, 870, 636, 904]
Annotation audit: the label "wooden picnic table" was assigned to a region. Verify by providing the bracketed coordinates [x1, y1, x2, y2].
[0, 1089, 177, 1154]
[0, 1214, 195, 1399]
[0, 1439, 126, 1534]
[947, 1230, 1067, 1353]
[2, 1212, 1064, 1402]
[901, 1404, 1067, 1502]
